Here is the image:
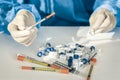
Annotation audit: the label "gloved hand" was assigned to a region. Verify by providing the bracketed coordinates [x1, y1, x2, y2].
[8, 9, 38, 46]
[89, 8, 116, 34]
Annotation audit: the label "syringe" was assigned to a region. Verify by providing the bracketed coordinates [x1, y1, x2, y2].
[27, 12, 55, 30]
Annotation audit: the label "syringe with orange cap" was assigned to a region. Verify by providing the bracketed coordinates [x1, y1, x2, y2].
[17, 54, 61, 69]
[87, 58, 97, 80]
[21, 66, 69, 74]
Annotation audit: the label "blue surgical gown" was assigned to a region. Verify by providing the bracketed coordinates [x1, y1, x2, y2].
[0, 0, 120, 34]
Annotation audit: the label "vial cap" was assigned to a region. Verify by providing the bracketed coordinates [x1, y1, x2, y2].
[75, 43, 79, 46]
[74, 54, 79, 59]
[90, 46, 95, 51]
[46, 42, 51, 47]
[69, 56, 73, 59]
[74, 48, 77, 51]
[68, 56, 73, 67]
[44, 48, 51, 52]
[59, 52, 65, 55]
[68, 50, 72, 53]
[50, 47, 55, 51]
[37, 52, 42, 57]
[75, 43, 84, 47]
[82, 58, 88, 64]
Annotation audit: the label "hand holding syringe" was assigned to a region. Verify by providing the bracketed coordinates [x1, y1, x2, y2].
[26, 12, 55, 30]
[9, 12, 55, 46]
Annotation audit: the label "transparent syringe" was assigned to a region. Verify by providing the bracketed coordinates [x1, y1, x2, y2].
[27, 12, 55, 30]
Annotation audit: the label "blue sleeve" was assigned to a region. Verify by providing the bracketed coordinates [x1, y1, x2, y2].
[0, 0, 41, 34]
[93, 0, 120, 27]
[8, 4, 41, 28]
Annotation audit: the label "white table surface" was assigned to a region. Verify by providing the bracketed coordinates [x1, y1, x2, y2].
[0, 27, 120, 80]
